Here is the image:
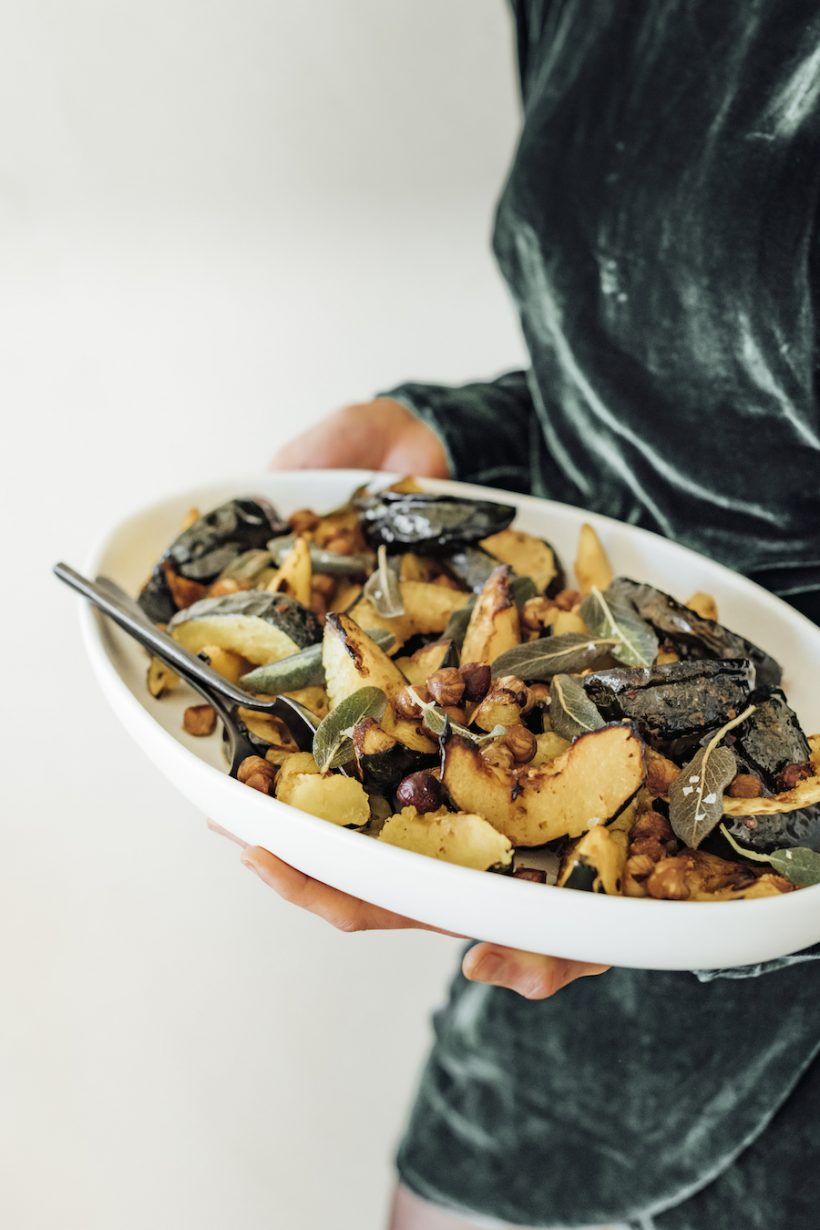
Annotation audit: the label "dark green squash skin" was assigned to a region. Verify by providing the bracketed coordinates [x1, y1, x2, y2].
[139, 497, 288, 622]
[725, 688, 811, 791]
[356, 492, 515, 553]
[607, 577, 781, 689]
[582, 658, 755, 757]
[447, 541, 564, 597]
[169, 590, 322, 651]
[361, 745, 437, 795]
[723, 805, 820, 854]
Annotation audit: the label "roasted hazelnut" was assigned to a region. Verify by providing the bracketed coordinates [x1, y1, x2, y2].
[164, 563, 207, 610]
[623, 854, 655, 897]
[288, 507, 320, 535]
[553, 588, 581, 611]
[459, 662, 491, 703]
[395, 770, 443, 814]
[432, 573, 461, 590]
[427, 667, 465, 707]
[183, 704, 217, 736]
[473, 676, 530, 730]
[309, 592, 328, 620]
[237, 755, 277, 795]
[498, 723, 537, 764]
[513, 867, 547, 883]
[728, 772, 765, 799]
[645, 750, 680, 797]
[393, 684, 429, 720]
[527, 682, 551, 708]
[629, 836, 668, 863]
[441, 705, 468, 726]
[776, 762, 813, 792]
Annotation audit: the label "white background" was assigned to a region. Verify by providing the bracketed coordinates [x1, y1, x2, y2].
[1, 3, 528, 1228]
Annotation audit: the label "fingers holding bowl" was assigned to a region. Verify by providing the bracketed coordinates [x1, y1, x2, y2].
[462, 943, 610, 1000]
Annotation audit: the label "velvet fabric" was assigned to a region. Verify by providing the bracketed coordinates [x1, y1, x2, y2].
[382, 2, 820, 1225]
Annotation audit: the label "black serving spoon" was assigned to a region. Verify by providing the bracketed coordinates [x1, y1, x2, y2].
[53, 562, 320, 776]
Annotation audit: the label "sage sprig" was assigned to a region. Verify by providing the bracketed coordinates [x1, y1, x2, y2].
[720, 825, 820, 887]
[492, 633, 615, 681]
[268, 533, 372, 577]
[363, 544, 405, 617]
[580, 587, 658, 667]
[549, 674, 605, 741]
[669, 705, 756, 848]
[405, 686, 504, 746]
[313, 686, 387, 772]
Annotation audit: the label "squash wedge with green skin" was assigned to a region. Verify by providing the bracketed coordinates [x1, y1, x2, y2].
[479, 529, 563, 595]
[557, 826, 628, 893]
[442, 726, 645, 846]
[169, 591, 320, 665]
[460, 566, 521, 666]
[352, 717, 435, 793]
[379, 806, 513, 871]
[323, 612, 435, 754]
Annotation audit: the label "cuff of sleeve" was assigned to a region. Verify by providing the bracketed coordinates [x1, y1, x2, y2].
[693, 941, 820, 981]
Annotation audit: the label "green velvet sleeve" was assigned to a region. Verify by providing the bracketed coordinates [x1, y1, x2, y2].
[695, 943, 820, 982]
[379, 370, 536, 492]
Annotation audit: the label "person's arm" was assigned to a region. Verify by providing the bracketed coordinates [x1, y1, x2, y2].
[379, 369, 535, 491]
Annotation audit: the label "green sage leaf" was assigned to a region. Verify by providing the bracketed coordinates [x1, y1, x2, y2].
[719, 824, 820, 887]
[492, 633, 614, 681]
[312, 686, 387, 772]
[669, 745, 737, 848]
[669, 705, 757, 847]
[240, 628, 395, 695]
[363, 544, 405, 617]
[549, 674, 605, 741]
[444, 598, 476, 647]
[510, 575, 538, 608]
[581, 587, 658, 667]
[267, 534, 371, 577]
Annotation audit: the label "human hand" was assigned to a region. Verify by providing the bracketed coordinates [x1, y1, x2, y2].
[235, 842, 609, 1000]
[270, 397, 450, 478]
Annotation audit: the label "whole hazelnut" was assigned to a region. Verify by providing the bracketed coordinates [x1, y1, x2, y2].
[500, 723, 537, 764]
[395, 771, 443, 814]
[393, 684, 429, 720]
[427, 668, 465, 707]
[459, 662, 491, 703]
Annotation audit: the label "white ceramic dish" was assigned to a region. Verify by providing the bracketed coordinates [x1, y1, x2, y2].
[79, 471, 820, 970]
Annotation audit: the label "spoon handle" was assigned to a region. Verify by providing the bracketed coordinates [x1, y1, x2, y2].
[53, 562, 284, 715]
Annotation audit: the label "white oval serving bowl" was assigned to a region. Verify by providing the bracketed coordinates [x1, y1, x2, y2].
[78, 471, 820, 970]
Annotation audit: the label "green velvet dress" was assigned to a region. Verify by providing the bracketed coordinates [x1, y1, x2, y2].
[381, 3, 820, 1226]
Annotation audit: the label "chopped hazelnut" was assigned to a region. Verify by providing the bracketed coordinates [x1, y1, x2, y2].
[776, 762, 813, 792]
[427, 668, 465, 707]
[237, 755, 277, 795]
[183, 704, 217, 737]
[623, 854, 655, 897]
[288, 508, 320, 535]
[646, 857, 691, 901]
[728, 772, 765, 799]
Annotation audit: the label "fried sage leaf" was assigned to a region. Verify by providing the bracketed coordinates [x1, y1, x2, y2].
[669, 706, 756, 847]
[549, 674, 605, 741]
[268, 534, 371, 577]
[313, 686, 387, 772]
[240, 628, 395, 695]
[363, 545, 405, 617]
[492, 633, 614, 681]
[580, 587, 658, 668]
[720, 824, 820, 887]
